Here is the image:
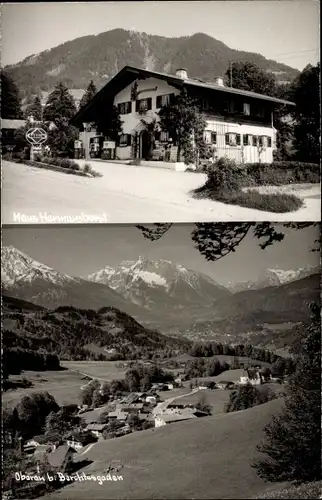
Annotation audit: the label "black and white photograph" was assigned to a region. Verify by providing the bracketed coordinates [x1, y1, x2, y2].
[1, 1, 320, 222]
[2, 222, 321, 499]
[1, 1, 321, 500]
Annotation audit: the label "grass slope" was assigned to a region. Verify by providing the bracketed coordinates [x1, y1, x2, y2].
[253, 481, 322, 499]
[42, 399, 284, 500]
[2, 369, 85, 408]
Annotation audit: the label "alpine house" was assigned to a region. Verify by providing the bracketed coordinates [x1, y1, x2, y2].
[71, 65, 295, 169]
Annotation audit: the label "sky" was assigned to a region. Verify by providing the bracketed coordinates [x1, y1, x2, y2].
[1, 1, 320, 71]
[2, 223, 319, 285]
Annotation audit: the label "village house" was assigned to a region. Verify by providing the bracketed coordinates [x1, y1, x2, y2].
[239, 369, 263, 386]
[65, 432, 97, 451]
[23, 435, 61, 455]
[85, 423, 109, 438]
[154, 408, 208, 427]
[195, 380, 216, 390]
[2, 119, 27, 151]
[46, 445, 75, 473]
[145, 395, 159, 405]
[117, 402, 144, 413]
[217, 381, 235, 390]
[71, 65, 295, 168]
[121, 392, 148, 405]
[107, 410, 129, 422]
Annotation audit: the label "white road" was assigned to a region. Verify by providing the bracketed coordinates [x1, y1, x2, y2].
[3, 160, 320, 223]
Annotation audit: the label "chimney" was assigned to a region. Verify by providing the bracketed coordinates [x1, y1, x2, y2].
[176, 68, 188, 79]
[214, 77, 224, 87]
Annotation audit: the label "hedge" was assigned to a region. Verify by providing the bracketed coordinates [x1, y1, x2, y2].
[240, 161, 320, 186]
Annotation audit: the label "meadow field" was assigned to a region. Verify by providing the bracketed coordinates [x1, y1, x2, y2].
[2, 369, 85, 408]
[60, 360, 130, 381]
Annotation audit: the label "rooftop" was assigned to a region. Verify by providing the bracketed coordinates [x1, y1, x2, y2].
[71, 65, 295, 126]
[85, 423, 108, 431]
[156, 409, 198, 423]
[47, 445, 75, 468]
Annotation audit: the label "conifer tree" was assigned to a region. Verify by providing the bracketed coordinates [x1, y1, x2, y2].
[43, 82, 76, 123]
[25, 96, 43, 121]
[79, 80, 97, 109]
[1, 71, 23, 119]
[253, 303, 321, 483]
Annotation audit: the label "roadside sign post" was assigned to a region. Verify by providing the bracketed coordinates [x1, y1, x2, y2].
[25, 127, 48, 161]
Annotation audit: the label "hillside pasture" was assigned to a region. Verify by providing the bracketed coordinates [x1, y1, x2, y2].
[170, 388, 231, 414]
[60, 360, 130, 381]
[42, 399, 284, 500]
[2, 369, 84, 408]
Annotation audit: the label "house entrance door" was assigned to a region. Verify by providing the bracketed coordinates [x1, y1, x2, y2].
[141, 130, 151, 160]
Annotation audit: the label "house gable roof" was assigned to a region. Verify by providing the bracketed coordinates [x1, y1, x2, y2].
[71, 65, 295, 126]
[47, 445, 74, 468]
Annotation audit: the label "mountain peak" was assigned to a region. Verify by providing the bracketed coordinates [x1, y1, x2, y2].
[1, 245, 77, 287]
[87, 257, 230, 311]
[5, 28, 299, 99]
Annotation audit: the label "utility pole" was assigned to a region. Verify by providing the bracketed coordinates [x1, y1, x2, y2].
[230, 61, 233, 88]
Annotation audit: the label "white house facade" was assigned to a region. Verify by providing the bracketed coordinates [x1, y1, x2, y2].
[72, 65, 295, 167]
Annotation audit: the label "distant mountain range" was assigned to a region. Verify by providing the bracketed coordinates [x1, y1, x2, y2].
[88, 257, 230, 311]
[4, 29, 299, 98]
[1, 246, 147, 320]
[2, 246, 319, 347]
[227, 265, 320, 292]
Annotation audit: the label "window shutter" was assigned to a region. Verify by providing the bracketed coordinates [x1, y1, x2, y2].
[127, 134, 132, 146]
[253, 136, 258, 146]
[156, 96, 162, 108]
[243, 134, 248, 146]
[236, 134, 241, 146]
[147, 98, 152, 110]
[211, 132, 217, 144]
[128, 101, 132, 114]
[268, 137, 272, 148]
[136, 100, 140, 112]
[225, 133, 230, 145]
[170, 93, 175, 104]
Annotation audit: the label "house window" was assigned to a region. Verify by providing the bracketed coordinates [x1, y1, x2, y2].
[252, 135, 258, 147]
[243, 134, 249, 146]
[228, 101, 235, 113]
[204, 131, 216, 144]
[118, 134, 131, 147]
[259, 136, 263, 147]
[254, 105, 265, 118]
[117, 101, 132, 115]
[156, 94, 174, 108]
[267, 136, 272, 147]
[136, 97, 152, 113]
[225, 133, 240, 146]
[160, 131, 169, 142]
[243, 103, 250, 116]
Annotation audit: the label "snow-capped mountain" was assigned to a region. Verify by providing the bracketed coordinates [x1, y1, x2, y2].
[227, 265, 320, 292]
[1, 246, 146, 317]
[1, 245, 78, 287]
[88, 257, 230, 310]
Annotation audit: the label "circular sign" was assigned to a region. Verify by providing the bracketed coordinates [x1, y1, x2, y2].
[25, 127, 48, 146]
